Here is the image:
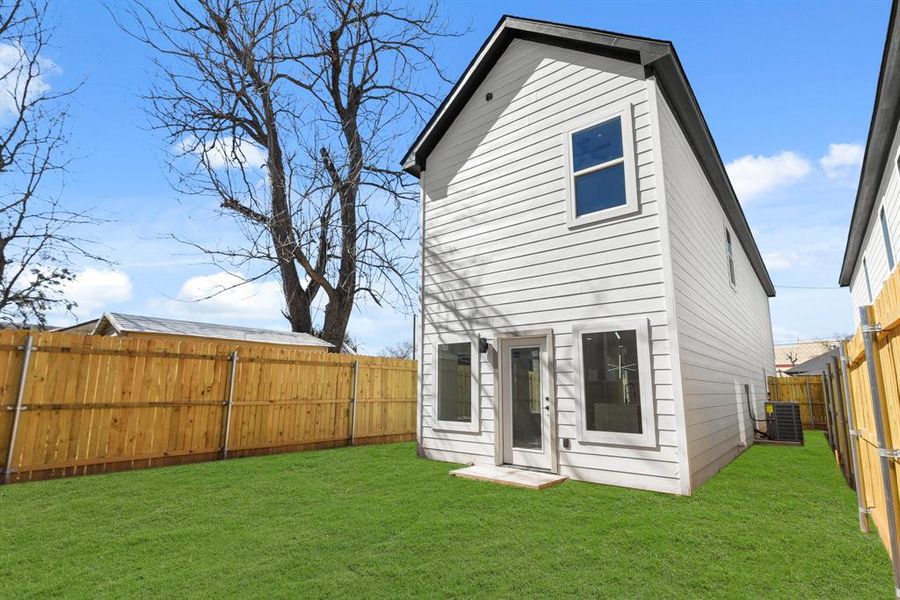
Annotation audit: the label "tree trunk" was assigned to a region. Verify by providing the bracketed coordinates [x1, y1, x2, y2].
[265, 115, 313, 334]
[279, 263, 313, 332]
[321, 291, 353, 351]
[319, 104, 362, 351]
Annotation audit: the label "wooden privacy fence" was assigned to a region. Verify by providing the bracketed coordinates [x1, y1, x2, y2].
[0, 330, 417, 484]
[767, 375, 828, 429]
[828, 265, 900, 592]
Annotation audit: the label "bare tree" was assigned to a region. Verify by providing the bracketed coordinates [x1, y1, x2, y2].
[381, 339, 412, 359]
[122, 0, 453, 349]
[785, 351, 798, 367]
[0, 0, 99, 327]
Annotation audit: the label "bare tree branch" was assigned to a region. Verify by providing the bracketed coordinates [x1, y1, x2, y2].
[0, 0, 105, 327]
[121, 0, 457, 350]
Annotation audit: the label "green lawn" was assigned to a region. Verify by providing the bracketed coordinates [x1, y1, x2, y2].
[0, 434, 891, 599]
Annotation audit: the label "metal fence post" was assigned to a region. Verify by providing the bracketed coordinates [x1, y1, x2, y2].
[349, 360, 359, 445]
[805, 380, 814, 429]
[221, 350, 238, 459]
[839, 343, 870, 534]
[4, 334, 34, 484]
[822, 372, 835, 448]
[831, 358, 853, 483]
[860, 305, 900, 597]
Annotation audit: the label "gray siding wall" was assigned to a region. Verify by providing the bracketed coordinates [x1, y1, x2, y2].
[656, 87, 776, 489]
[849, 124, 900, 314]
[419, 40, 683, 494]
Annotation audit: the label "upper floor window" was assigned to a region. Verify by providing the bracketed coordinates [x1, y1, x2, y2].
[725, 228, 736, 287]
[881, 207, 895, 271]
[565, 102, 638, 228]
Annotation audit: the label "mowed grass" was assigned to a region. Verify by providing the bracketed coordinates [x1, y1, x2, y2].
[0, 433, 891, 599]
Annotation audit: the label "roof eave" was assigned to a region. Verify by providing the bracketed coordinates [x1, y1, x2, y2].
[839, 2, 900, 286]
[402, 15, 775, 297]
[647, 51, 775, 297]
[91, 312, 121, 336]
[401, 15, 672, 177]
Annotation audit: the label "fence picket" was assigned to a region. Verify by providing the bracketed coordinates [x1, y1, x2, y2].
[0, 331, 416, 483]
[767, 375, 827, 429]
[820, 266, 900, 594]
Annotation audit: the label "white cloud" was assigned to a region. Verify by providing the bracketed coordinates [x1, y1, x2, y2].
[177, 135, 267, 170]
[757, 223, 847, 274]
[819, 142, 864, 180]
[63, 268, 133, 317]
[0, 42, 58, 117]
[150, 272, 285, 323]
[771, 325, 810, 345]
[348, 302, 414, 355]
[725, 151, 811, 201]
[762, 251, 801, 271]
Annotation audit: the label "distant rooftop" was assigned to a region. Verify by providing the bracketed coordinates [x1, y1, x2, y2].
[785, 348, 840, 376]
[61, 312, 333, 348]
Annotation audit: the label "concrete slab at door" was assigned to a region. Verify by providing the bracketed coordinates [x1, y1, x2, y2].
[449, 465, 567, 490]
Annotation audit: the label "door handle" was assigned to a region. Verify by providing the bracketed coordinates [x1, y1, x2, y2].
[544, 397, 550, 411]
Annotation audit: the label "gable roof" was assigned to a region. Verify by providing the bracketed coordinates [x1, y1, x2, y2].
[839, 2, 900, 286]
[91, 312, 333, 348]
[784, 347, 839, 376]
[52, 319, 100, 334]
[402, 15, 775, 297]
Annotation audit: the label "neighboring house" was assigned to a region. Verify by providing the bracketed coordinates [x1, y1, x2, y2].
[406, 16, 776, 495]
[840, 3, 900, 313]
[54, 312, 332, 351]
[0, 322, 59, 330]
[774, 339, 840, 376]
[54, 319, 100, 335]
[784, 348, 841, 377]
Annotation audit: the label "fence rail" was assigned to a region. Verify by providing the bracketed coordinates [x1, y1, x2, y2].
[825, 265, 900, 593]
[767, 375, 828, 429]
[0, 330, 417, 483]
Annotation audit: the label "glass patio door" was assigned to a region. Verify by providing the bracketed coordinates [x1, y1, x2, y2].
[502, 337, 552, 471]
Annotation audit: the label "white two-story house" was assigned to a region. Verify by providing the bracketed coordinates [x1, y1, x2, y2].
[406, 16, 776, 495]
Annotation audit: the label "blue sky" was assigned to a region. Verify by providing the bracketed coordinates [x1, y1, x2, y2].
[40, 0, 889, 350]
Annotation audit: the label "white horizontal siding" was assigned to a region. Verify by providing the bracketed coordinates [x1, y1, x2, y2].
[656, 86, 776, 490]
[849, 124, 900, 316]
[419, 39, 681, 494]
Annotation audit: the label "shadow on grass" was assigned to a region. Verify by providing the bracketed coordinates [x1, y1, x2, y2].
[0, 431, 891, 599]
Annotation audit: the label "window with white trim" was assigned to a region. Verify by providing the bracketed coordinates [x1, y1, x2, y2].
[864, 257, 874, 303]
[565, 103, 638, 227]
[433, 338, 479, 432]
[881, 207, 895, 271]
[573, 318, 656, 447]
[725, 228, 736, 287]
